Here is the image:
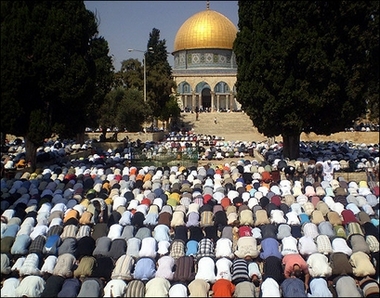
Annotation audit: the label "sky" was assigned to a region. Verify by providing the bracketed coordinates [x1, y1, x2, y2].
[84, 1, 238, 70]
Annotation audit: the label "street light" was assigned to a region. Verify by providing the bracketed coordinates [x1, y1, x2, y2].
[127, 47, 153, 102]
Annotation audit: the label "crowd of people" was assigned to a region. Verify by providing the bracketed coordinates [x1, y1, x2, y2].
[0, 134, 379, 297]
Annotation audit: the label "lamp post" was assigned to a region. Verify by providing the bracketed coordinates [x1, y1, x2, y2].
[127, 47, 153, 102]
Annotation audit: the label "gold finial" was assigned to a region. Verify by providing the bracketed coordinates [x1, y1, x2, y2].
[206, 1, 210, 10]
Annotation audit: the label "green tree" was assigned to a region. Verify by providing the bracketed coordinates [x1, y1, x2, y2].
[99, 87, 151, 136]
[116, 88, 152, 132]
[160, 95, 182, 131]
[234, 1, 379, 159]
[146, 28, 177, 124]
[115, 28, 178, 128]
[83, 36, 114, 142]
[1, 1, 113, 170]
[113, 58, 150, 129]
[97, 87, 124, 140]
[114, 58, 143, 89]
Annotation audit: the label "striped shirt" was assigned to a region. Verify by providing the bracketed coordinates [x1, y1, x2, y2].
[61, 224, 78, 240]
[200, 210, 214, 227]
[231, 258, 250, 284]
[316, 234, 333, 254]
[125, 280, 145, 297]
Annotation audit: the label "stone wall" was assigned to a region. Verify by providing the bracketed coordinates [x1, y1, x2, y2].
[85, 131, 165, 144]
[333, 171, 367, 182]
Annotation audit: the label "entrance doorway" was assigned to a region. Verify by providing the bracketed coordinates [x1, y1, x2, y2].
[201, 88, 211, 110]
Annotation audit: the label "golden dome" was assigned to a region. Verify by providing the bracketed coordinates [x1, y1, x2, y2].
[174, 9, 237, 52]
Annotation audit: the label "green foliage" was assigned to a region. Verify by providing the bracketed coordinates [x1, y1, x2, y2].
[27, 110, 50, 144]
[115, 28, 178, 125]
[117, 88, 152, 131]
[114, 58, 143, 89]
[100, 87, 151, 132]
[1, 1, 113, 143]
[234, 1, 379, 158]
[99, 87, 125, 131]
[160, 95, 181, 122]
[146, 28, 177, 119]
[86, 36, 115, 130]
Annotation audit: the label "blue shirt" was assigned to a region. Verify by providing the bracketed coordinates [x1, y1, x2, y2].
[281, 277, 307, 297]
[133, 257, 156, 281]
[299, 213, 310, 225]
[260, 237, 282, 260]
[308, 278, 333, 297]
[2, 224, 20, 238]
[186, 240, 199, 256]
[153, 224, 171, 242]
[57, 278, 81, 297]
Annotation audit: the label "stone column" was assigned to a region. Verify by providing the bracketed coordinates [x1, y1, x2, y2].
[211, 91, 215, 112]
[230, 91, 234, 111]
[191, 92, 195, 111]
[217, 94, 220, 112]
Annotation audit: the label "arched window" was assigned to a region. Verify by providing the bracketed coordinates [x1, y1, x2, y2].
[184, 83, 190, 93]
[178, 82, 191, 94]
[195, 82, 210, 93]
[214, 82, 230, 93]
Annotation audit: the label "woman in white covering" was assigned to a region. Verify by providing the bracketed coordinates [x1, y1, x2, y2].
[306, 253, 332, 278]
[261, 277, 281, 297]
[195, 256, 216, 284]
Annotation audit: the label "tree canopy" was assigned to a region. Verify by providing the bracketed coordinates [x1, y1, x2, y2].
[84, 36, 115, 138]
[146, 28, 178, 122]
[1, 1, 113, 169]
[114, 58, 143, 90]
[98, 87, 151, 134]
[234, 1, 379, 159]
[114, 28, 178, 128]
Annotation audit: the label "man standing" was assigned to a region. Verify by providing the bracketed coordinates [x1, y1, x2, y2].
[195, 106, 199, 121]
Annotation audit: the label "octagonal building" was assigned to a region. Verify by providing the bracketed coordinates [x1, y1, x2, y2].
[172, 3, 239, 112]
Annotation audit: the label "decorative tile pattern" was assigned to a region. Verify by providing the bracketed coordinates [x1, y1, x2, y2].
[205, 53, 213, 63]
[192, 53, 200, 64]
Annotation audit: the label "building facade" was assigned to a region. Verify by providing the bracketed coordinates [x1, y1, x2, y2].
[171, 4, 239, 112]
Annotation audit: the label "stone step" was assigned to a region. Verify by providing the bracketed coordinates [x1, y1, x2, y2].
[181, 111, 255, 136]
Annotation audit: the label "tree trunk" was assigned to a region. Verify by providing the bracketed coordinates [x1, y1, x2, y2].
[100, 129, 107, 142]
[76, 131, 85, 145]
[24, 136, 37, 172]
[282, 134, 300, 160]
[1, 132, 5, 146]
[112, 132, 118, 141]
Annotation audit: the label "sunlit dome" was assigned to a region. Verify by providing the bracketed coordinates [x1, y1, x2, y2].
[173, 9, 237, 52]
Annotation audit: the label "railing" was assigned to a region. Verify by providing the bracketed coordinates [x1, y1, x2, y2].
[127, 146, 199, 167]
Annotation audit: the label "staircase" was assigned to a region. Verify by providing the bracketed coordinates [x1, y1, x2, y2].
[180, 111, 266, 142]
